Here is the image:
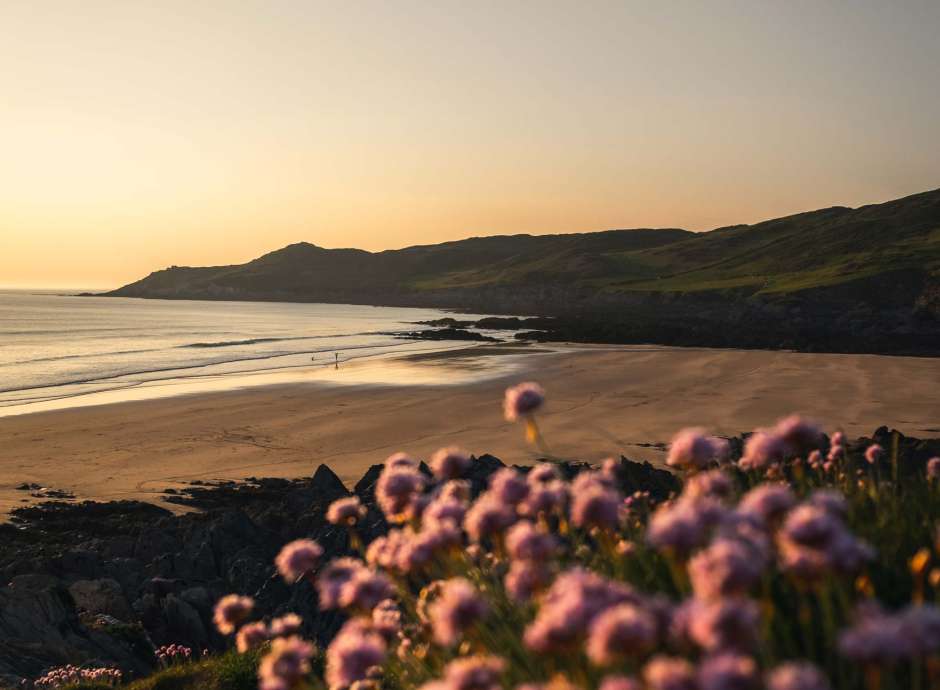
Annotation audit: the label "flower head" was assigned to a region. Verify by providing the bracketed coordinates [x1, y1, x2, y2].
[585, 603, 658, 665]
[376, 465, 427, 522]
[430, 447, 472, 480]
[489, 468, 530, 504]
[325, 620, 387, 690]
[317, 557, 366, 609]
[275, 539, 323, 583]
[429, 578, 489, 646]
[864, 444, 884, 465]
[505, 521, 558, 561]
[258, 636, 315, 688]
[739, 431, 787, 470]
[213, 594, 254, 635]
[503, 382, 545, 421]
[464, 491, 517, 542]
[697, 653, 760, 690]
[270, 614, 303, 638]
[643, 656, 697, 690]
[688, 538, 764, 600]
[236, 621, 269, 652]
[927, 457, 940, 480]
[667, 428, 730, 470]
[765, 663, 831, 690]
[327, 496, 367, 526]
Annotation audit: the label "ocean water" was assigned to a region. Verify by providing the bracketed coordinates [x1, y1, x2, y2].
[0, 290, 513, 414]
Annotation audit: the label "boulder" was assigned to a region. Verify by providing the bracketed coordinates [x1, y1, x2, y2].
[68, 579, 135, 621]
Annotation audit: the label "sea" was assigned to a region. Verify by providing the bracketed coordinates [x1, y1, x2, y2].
[0, 290, 520, 416]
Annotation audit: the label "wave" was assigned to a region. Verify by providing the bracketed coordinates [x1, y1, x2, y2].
[181, 337, 287, 348]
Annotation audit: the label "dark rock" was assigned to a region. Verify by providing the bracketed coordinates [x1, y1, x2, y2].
[311, 464, 350, 502]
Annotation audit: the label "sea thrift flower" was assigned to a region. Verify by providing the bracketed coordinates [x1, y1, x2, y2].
[774, 415, 824, 454]
[376, 465, 426, 522]
[464, 491, 517, 541]
[327, 496, 367, 525]
[927, 457, 940, 480]
[258, 636, 315, 688]
[667, 428, 730, 469]
[505, 521, 558, 561]
[429, 446, 472, 480]
[325, 620, 387, 690]
[737, 483, 795, 524]
[739, 430, 787, 470]
[365, 529, 407, 569]
[899, 604, 940, 656]
[275, 539, 323, 582]
[765, 662, 831, 690]
[697, 653, 760, 690]
[808, 489, 848, 518]
[489, 467, 530, 504]
[586, 603, 659, 665]
[643, 656, 697, 690]
[598, 676, 642, 690]
[681, 597, 760, 652]
[441, 655, 506, 690]
[503, 382, 545, 421]
[527, 462, 560, 484]
[428, 578, 489, 646]
[371, 599, 402, 640]
[317, 557, 366, 609]
[504, 559, 551, 602]
[213, 594, 254, 634]
[838, 605, 909, 664]
[270, 614, 303, 638]
[647, 497, 725, 555]
[571, 484, 622, 530]
[864, 444, 884, 465]
[684, 469, 734, 500]
[423, 496, 467, 527]
[236, 621, 269, 652]
[385, 452, 417, 469]
[339, 568, 395, 611]
[520, 480, 568, 517]
[688, 538, 764, 600]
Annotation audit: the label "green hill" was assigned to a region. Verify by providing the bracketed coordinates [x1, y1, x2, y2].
[106, 188, 940, 354]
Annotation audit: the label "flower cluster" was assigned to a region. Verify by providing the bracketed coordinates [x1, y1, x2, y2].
[155, 643, 192, 667]
[208, 383, 940, 690]
[33, 665, 122, 688]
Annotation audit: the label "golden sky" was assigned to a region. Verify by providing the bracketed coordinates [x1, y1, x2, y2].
[2, 1, 939, 288]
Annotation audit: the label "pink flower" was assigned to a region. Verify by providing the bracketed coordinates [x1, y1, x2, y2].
[423, 497, 467, 528]
[371, 599, 402, 640]
[739, 431, 787, 470]
[504, 560, 551, 602]
[385, 452, 417, 470]
[316, 557, 365, 609]
[270, 614, 303, 638]
[667, 428, 730, 470]
[528, 463, 560, 485]
[213, 594, 254, 635]
[927, 457, 940, 480]
[598, 677, 642, 690]
[258, 636, 315, 687]
[376, 465, 427, 522]
[864, 444, 883, 465]
[737, 484, 795, 524]
[831, 431, 845, 447]
[643, 656, 697, 690]
[505, 521, 557, 561]
[697, 653, 760, 690]
[326, 496, 366, 526]
[429, 578, 489, 646]
[585, 603, 659, 665]
[765, 663, 831, 690]
[647, 497, 725, 556]
[899, 604, 940, 656]
[519, 480, 568, 517]
[679, 597, 760, 652]
[365, 529, 407, 570]
[441, 655, 506, 690]
[503, 382, 545, 421]
[838, 605, 909, 664]
[325, 620, 387, 689]
[684, 470, 734, 500]
[570, 485, 621, 530]
[774, 415, 824, 454]
[430, 447, 472, 480]
[339, 568, 394, 611]
[688, 538, 764, 600]
[807, 489, 847, 518]
[275, 539, 323, 583]
[236, 621, 269, 652]
[489, 468, 530, 504]
[464, 491, 517, 542]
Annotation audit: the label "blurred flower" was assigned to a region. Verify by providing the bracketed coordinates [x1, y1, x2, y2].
[504, 382, 545, 421]
[505, 521, 558, 561]
[571, 485, 621, 531]
[464, 491, 517, 542]
[667, 428, 730, 470]
[325, 620, 387, 690]
[520, 480, 569, 517]
[275, 539, 323, 583]
[371, 599, 402, 640]
[236, 621, 268, 652]
[489, 468, 530, 505]
[340, 568, 395, 611]
[697, 653, 760, 690]
[365, 529, 407, 570]
[317, 557, 366, 609]
[258, 636, 315, 688]
[270, 614, 303, 638]
[504, 559, 552, 602]
[898, 603, 940, 656]
[774, 415, 824, 455]
[598, 676, 642, 690]
[213, 594, 254, 635]
[684, 470, 734, 500]
[765, 662, 831, 690]
[739, 431, 786, 471]
[528, 463, 561, 484]
[737, 483, 795, 525]
[386, 452, 417, 470]
[423, 496, 468, 528]
[429, 578, 489, 646]
[678, 597, 760, 653]
[864, 444, 883, 465]
[643, 656, 697, 690]
[376, 465, 427, 522]
[327, 496, 367, 526]
[430, 447, 472, 480]
[928, 457, 940, 481]
[838, 604, 909, 664]
[688, 538, 764, 600]
[441, 655, 506, 690]
[648, 497, 725, 556]
[586, 603, 658, 665]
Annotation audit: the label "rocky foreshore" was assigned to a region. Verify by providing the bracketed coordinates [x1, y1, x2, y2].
[1, 428, 938, 687]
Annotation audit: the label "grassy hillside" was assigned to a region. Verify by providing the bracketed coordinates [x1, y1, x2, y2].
[108, 189, 939, 301]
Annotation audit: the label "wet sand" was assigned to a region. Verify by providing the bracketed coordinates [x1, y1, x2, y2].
[0, 344, 937, 515]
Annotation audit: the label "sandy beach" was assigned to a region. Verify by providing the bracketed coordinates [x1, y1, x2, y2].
[0, 344, 937, 515]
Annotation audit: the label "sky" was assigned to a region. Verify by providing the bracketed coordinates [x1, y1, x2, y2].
[2, 1, 939, 289]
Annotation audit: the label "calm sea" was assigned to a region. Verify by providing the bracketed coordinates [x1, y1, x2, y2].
[0, 290, 510, 414]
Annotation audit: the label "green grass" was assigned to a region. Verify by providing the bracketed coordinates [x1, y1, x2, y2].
[66, 651, 259, 690]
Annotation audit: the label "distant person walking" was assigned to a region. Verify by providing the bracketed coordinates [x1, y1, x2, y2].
[335, 352, 340, 369]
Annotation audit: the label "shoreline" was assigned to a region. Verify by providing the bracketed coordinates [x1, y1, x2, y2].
[0, 344, 937, 516]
